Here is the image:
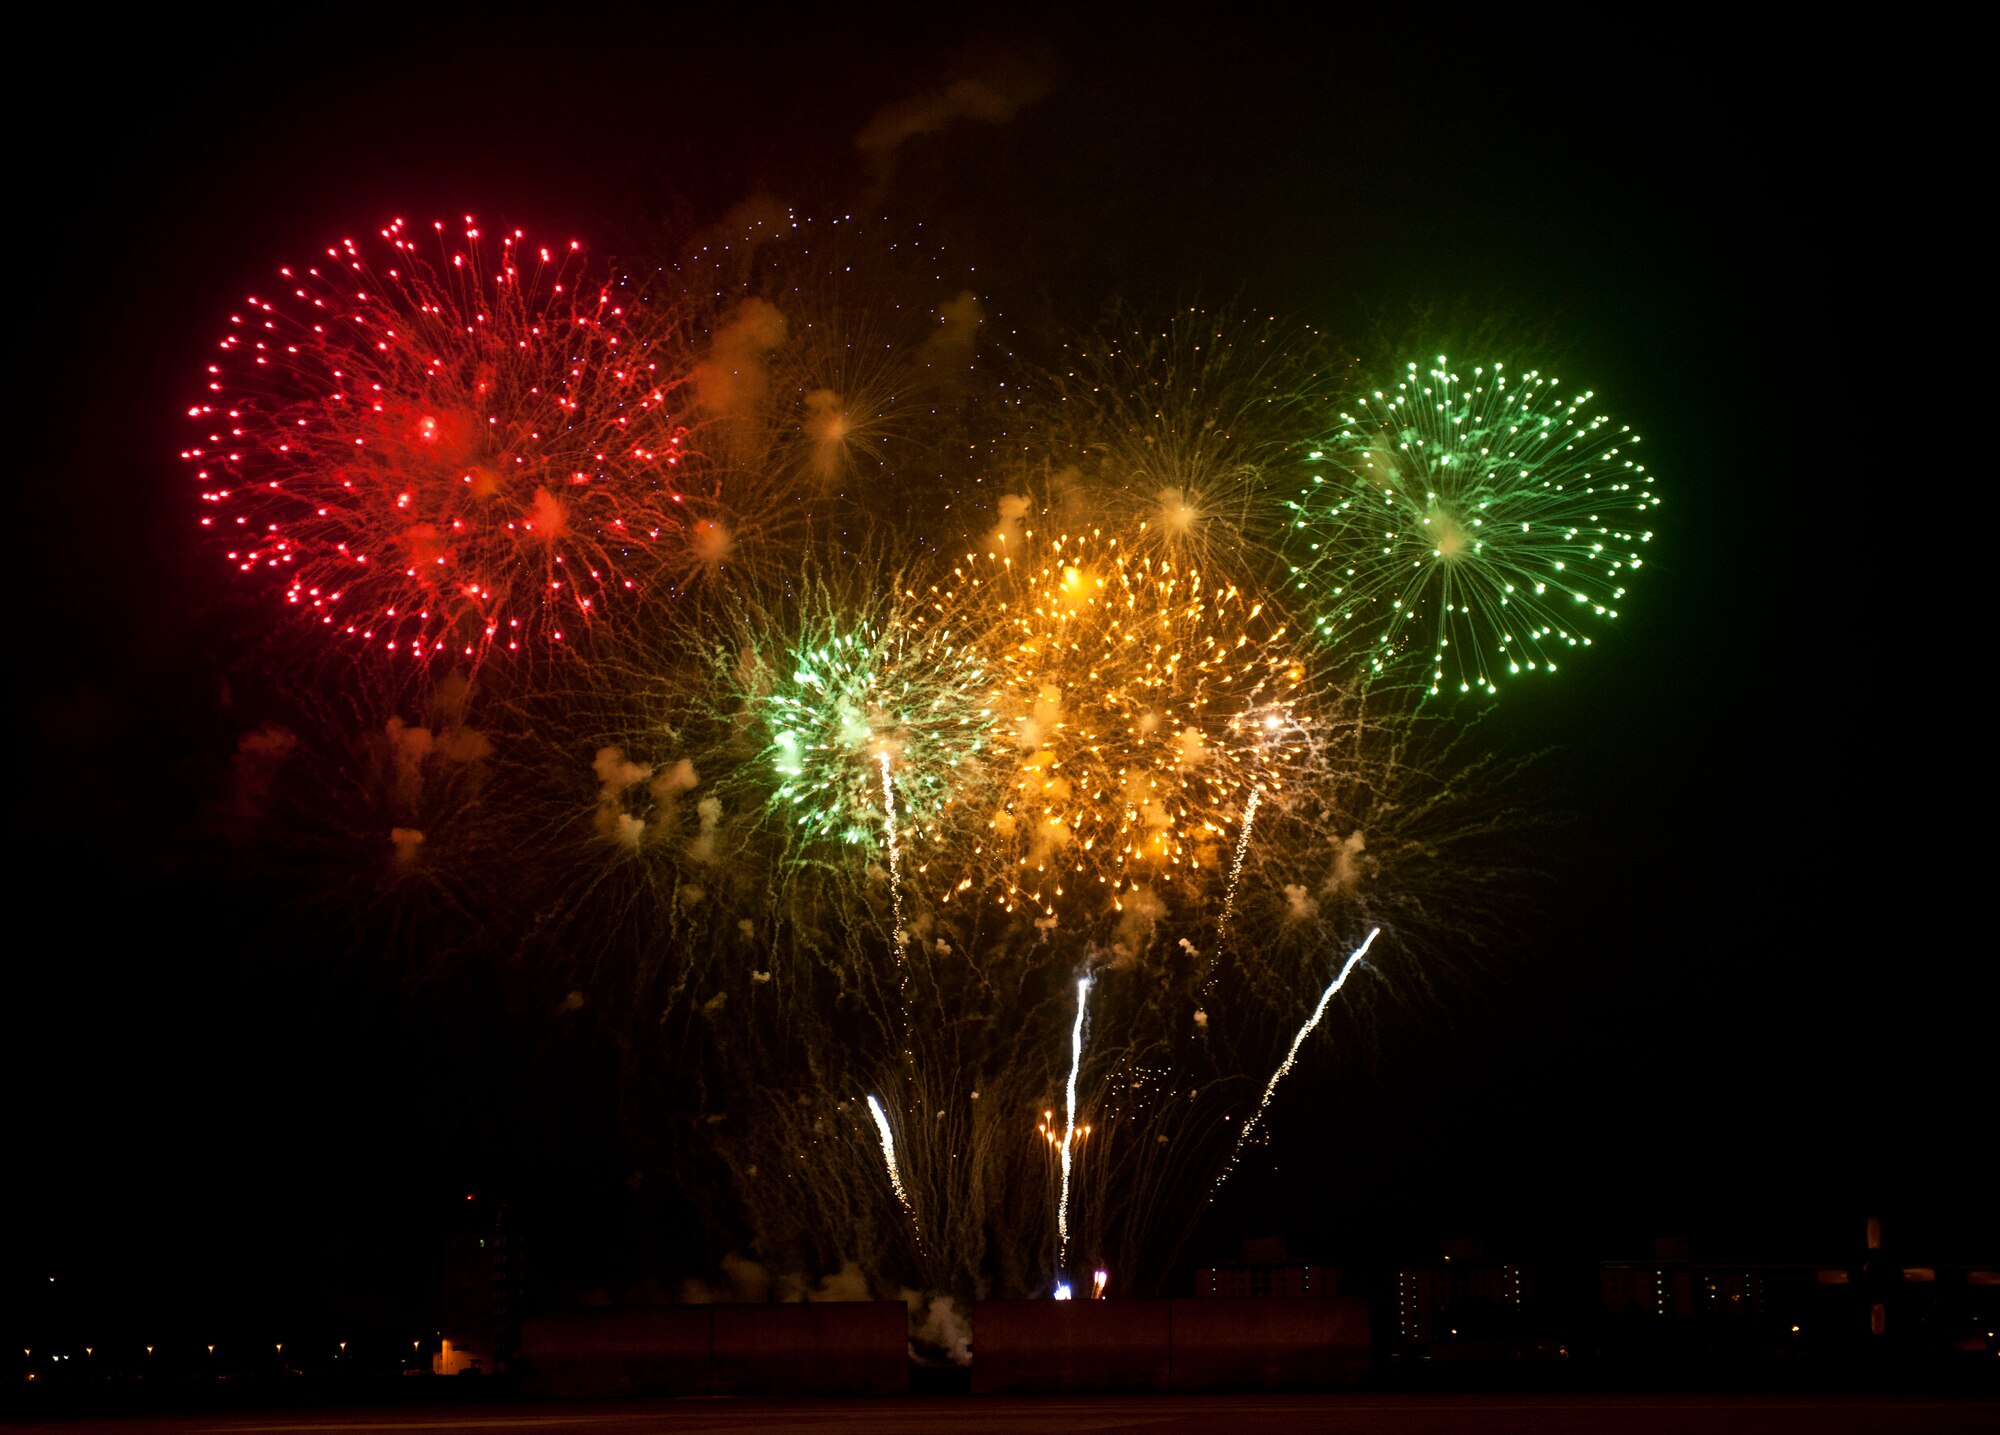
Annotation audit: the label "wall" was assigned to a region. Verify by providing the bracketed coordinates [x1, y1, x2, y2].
[970, 1297, 1370, 1393]
[713, 1301, 909, 1395]
[970, 1299, 1174, 1393]
[516, 1303, 909, 1397]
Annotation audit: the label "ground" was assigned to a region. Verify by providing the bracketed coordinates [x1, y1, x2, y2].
[9, 1394, 1998, 1435]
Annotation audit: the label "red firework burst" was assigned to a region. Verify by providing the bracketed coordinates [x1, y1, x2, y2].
[184, 217, 696, 662]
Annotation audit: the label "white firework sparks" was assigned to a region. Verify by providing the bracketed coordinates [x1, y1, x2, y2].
[1213, 926, 1380, 1196]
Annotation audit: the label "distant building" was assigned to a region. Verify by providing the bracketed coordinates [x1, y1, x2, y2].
[1195, 1238, 1339, 1298]
[1596, 1225, 1999, 1359]
[437, 1198, 523, 1374]
[1598, 1236, 1816, 1334]
[1392, 1238, 1532, 1344]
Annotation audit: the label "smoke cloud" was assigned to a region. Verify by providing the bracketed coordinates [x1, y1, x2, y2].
[1111, 883, 1166, 962]
[921, 291, 984, 371]
[680, 1254, 875, 1306]
[1322, 829, 1370, 897]
[593, 745, 653, 844]
[989, 491, 1032, 553]
[651, 757, 699, 800]
[698, 298, 788, 443]
[690, 796, 724, 863]
[854, 47, 1055, 188]
[230, 725, 297, 822]
[384, 717, 434, 812]
[434, 723, 493, 764]
[906, 1290, 973, 1365]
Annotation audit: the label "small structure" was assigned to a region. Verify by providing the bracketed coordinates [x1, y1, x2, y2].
[1392, 1237, 1533, 1348]
[1195, 1238, 1340, 1299]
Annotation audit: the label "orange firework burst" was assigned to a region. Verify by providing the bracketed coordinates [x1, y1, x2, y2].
[935, 525, 1310, 921]
[184, 217, 699, 663]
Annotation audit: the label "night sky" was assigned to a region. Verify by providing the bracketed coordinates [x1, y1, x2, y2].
[10, 7, 1976, 1347]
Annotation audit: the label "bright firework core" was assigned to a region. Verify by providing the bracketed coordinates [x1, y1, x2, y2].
[952, 527, 1311, 916]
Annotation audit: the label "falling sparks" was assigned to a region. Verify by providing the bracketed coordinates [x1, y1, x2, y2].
[1035, 308, 1332, 575]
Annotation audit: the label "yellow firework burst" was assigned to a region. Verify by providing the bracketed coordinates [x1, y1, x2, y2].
[931, 526, 1310, 919]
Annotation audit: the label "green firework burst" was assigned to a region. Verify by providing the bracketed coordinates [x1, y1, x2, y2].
[744, 588, 996, 852]
[1286, 357, 1659, 696]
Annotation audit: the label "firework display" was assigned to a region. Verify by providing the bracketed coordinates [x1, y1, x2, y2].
[1286, 358, 1659, 696]
[187, 215, 1662, 1314]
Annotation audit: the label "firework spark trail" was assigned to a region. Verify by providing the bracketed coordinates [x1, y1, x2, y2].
[866, 1093, 920, 1241]
[878, 749, 917, 1082]
[1057, 973, 1093, 1281]
[1212, 925, 1380, 1198]
[1214, 788, 1261, 957]
[878, 750, 907, 954]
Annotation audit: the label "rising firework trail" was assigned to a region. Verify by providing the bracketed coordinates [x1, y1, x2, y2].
[1057, 973, 1093, 1283]
[1213, 926, 1380, 1198]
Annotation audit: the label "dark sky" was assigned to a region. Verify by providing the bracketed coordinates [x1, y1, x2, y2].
[9, 6, 1972, 1341]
